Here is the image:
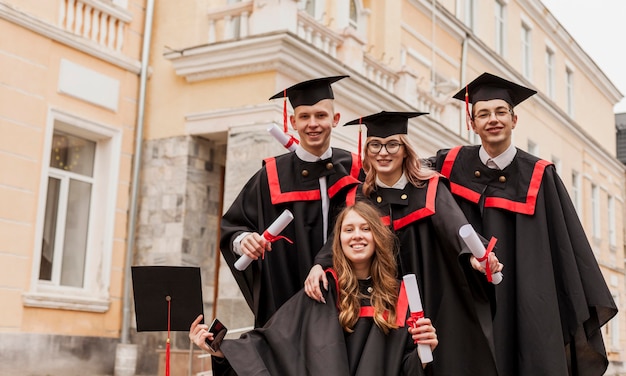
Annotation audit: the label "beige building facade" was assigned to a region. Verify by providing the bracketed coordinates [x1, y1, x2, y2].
[1, 0, 624, 375]
[0, 0, 145, 374]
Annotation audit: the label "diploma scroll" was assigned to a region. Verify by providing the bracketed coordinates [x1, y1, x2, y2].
[458, 224, 503, 285]
[402, 274, 433, 364]
[268, 125, 299, 152]
[234, 209, 295, 271]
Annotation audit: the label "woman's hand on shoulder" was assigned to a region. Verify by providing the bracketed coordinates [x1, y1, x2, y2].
[304, 264, 327, 303]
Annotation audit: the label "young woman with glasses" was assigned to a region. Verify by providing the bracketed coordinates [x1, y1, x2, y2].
[305, 111, 502, 376]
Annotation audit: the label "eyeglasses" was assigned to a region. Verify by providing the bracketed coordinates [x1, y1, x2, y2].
[473, 108, 513, 121]
[367, 141, 404, 154]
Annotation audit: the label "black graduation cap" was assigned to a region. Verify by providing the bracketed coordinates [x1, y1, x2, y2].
[131, 266, 204, 332]
[343, 111, 429, 138]
[452, 72, 537, 107]
[269, 75, 349, 108]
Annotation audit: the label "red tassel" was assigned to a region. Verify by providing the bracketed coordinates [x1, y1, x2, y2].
[283, 89, 288, 133]
[165, 297, 171, 376]
[464, 85, 471, 131]
[357, 118, 362, 170]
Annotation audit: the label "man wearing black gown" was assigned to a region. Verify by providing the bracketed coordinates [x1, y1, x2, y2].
[430, 72, 617, 375]
[220, 76, 360, 327]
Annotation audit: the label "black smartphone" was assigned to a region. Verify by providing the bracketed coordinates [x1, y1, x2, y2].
[205, 318, 228, 352]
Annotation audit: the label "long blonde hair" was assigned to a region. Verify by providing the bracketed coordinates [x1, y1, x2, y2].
[362, 134, 436, 196]
[332, 201, 399, 334]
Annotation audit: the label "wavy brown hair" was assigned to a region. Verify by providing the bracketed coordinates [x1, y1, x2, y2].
[362, 134, 436, 196]
[332, 201, 399, 334]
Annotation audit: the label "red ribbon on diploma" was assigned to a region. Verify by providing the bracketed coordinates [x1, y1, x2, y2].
[406, 311, 425, 344]
[284, 135, 299, 149]
[260, 230, 293, 259]
[476, 236, 498, 283]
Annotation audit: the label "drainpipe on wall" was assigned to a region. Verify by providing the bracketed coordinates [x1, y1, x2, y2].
[114, 0, 155, 375]
[460, 33, 469, 136]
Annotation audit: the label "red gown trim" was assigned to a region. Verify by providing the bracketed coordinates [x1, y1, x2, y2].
[390, 175, 438, 230]
[441, 146, 551, 215]
[265, 155, 360, 205]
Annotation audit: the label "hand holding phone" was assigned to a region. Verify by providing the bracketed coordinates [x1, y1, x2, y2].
[205, 318, 228, 352]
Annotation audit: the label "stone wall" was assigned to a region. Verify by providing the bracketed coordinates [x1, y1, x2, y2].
[133, 135, 225, 375]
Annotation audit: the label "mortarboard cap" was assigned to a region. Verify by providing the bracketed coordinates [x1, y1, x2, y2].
[269, 75, 349, 108]
[344, 111, 429, 138]
[452, 72, 537, 107]
[131, 265, 204, 332]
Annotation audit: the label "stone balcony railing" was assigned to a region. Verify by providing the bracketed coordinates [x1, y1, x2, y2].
[295, 11, 341, 59]
[206, 2, 341, 59]
[201, 2, 443, 113]
[207, 1, 253, 42]
[363, 53, 397, 93]
[58, 0, 132, 52]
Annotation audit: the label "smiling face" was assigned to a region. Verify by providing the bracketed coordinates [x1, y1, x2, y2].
[365, 135, 405, 186]
[340, 209, 375, 274]
[290, 99, 339, 157]
[470, 99, 518, 157]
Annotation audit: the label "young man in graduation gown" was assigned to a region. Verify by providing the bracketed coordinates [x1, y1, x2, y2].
[305, 111, 501, 375]
[429, 72, 617, 375]
[220, 75, 361, 327]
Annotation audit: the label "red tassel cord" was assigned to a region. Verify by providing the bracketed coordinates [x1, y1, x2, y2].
[165, 296, 171, 376]
[465, 85, 471, 131]
[357, 118, 363, 170]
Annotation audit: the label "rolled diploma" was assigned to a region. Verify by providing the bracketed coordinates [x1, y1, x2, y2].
[234, 209, 295, 271]
[267, 125, 298, 152]
[458, 224, 503, 285]
[402, 274, 433, 364]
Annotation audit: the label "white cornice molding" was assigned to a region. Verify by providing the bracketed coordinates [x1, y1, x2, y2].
[0, 1, 141, 74]
[521, 0, 622, 101]
[165, 31, 349, 82]
[81, 0, 133, 23]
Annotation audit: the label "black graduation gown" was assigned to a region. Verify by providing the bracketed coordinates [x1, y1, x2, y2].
[432, 145, 618, 376]
[212, 271, 424, 376]
[315, 176, 499, 376]
[221, 148, 360, 327]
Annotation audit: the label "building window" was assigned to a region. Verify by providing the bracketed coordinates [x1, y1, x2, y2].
[299, 0, 325, 20]
[551, 156, 561, 175]
[349, 0, 358, 25]
[521, 23, 532, 79]
[546, 48, 555, 98]
[39, 131, 96, 287]
[25, 110, 121, 312]
[608, 195, 616, 247]
[527, 139, 538, 156]
[495, 1, 506, 55]
[591, 184, 600, 238]
[571, 171, 581, 214]
[611, 294, 620, 348]
[566, 67, 574, 117]
[464, 0, 475, 30]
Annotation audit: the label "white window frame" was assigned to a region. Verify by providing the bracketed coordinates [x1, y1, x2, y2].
[336, 0, 366, 32]
[24, 108, 121, 312]
[608, 195, 616, 248]
[298, 0, 326, 20]
[571, 170, 581, 215]
[611, 294, 620, 349]
[521, 21, 532, 79]
[464, 0, 475, 30]
[551, 156, 561, 175]
[591, 183, 600, 239]
[546, 47, 555, 99]
[494, 0, 506, 55]
[566, 65, 575, 117]
[527, 139, 538, 156]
